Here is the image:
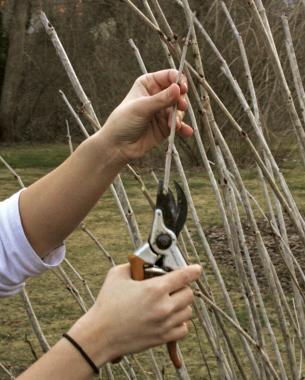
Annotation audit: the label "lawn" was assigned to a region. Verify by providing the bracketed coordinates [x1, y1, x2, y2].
[0, 144, 304, 379]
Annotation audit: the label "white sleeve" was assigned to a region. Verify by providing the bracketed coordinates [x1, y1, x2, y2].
[0, 190, 65, 297]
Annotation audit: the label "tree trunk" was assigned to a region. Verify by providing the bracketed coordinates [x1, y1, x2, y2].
[0, 0, 29, 141]
[2, 0, 15, 33]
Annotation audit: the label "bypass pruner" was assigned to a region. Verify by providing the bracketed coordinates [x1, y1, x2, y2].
[128, 180, 188, 369]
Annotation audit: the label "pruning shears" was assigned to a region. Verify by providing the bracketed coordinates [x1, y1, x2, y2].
[128, 180, 188, 369]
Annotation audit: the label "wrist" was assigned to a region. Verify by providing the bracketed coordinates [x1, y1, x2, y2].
[67, 310, 113, 367]
[89, 124, 130, 168]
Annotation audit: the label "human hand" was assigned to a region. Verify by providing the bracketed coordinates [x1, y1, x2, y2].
[69, 264, 201, 367]
[100, 69, 193, 162]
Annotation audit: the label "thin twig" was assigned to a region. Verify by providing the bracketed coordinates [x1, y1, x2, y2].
[0, 362, 15, 380]
[163, 14, 194, 193]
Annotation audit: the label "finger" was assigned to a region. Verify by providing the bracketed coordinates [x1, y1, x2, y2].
[166, 109, 179, 130]
[177, 110, 185, 121]
[174, 110, 185, 130]
[178, 73, 188, 94]
[164, 306, 193, 329]
[170, 287, 194, 311]
[179, 81, 188, 95]
[175, 116, 182, 132]
[166, 114, 193, 138]
[168, 115, 184, 133]
[140, 70, 188, 93]
[140, 83, 181, 116]
[153, 114, 170, 140]
[155, 265, 202, 294]
[177, 122, 193, 138]
[162, 323, 189, 343]
[166, 109, 186, 130]
[177, 96, 188, 112]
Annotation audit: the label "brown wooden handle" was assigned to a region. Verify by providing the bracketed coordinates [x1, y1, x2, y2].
[112, 255, 145, 365]
[128, 255, 145, 281]
[167, 341, 182, 369]
[129, 256, 182, 368]
[114, 257, 182, 368]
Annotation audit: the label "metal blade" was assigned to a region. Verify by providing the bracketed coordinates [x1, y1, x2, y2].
[156, 180, 176, 231]
[174, 181, 188, 236]
[156, 181, 187, 237]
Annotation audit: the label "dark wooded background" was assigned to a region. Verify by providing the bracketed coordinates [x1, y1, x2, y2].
[0, 0, 303, 164]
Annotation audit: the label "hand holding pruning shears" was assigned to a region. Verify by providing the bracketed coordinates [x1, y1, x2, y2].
[76, 181, 200, 370]
[128, 180, 191, 368]
[76, 253, 201, 370]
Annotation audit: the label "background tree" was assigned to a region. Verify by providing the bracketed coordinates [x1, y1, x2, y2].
[0, 0, 29, 141]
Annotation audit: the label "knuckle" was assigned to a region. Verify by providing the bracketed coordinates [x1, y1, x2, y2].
[156, 303, 173, 320]
[160, 328, 171, 342]
[145, 281, 165, 296]
[154, 324, 165, 339]
[181, 324, 189, 337]
[155, 281, 168, 295]
[186, 287, 194, 303]
[162, 303, 172, 317]
[186, 306, 193, 319]
[157, 323, 172, 342]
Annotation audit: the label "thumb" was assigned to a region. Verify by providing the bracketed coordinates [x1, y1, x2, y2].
[140, 83, 180, 116]
[107, 264, 131, 281]
[148, 265, 202, 294]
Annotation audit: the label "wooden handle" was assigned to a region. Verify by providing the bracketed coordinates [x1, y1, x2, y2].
[128, 255, 145, 281]
[112, 255, 145, 365]
[167, 341, 182, 369]
[115, 256, 181, 369]
[129, 256, 182, 368]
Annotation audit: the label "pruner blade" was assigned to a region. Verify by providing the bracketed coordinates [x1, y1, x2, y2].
[155, 180, 187, 237]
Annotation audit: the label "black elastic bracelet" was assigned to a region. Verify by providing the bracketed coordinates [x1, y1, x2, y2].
[63, 333, 99, 374]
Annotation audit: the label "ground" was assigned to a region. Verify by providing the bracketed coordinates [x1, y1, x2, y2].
[0, 144, 304, 379]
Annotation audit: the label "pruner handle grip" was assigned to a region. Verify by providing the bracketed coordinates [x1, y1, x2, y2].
[128, 254, 146, 281]
[128, 254, 182, 369]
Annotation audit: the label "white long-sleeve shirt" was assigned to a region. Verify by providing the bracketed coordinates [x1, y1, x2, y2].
[0, 190, 65, 297]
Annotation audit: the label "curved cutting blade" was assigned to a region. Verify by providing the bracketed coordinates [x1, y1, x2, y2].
[156, 180, 176, 232]
[155, 180, 188, 237]
[174, 181, 188, 236]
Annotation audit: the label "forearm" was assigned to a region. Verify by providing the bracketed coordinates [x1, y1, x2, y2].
[17, 339, 94, 380]
[17, 313, 111, 380]
[18, 69, 190, 258]
[19, 129, 126, 257]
